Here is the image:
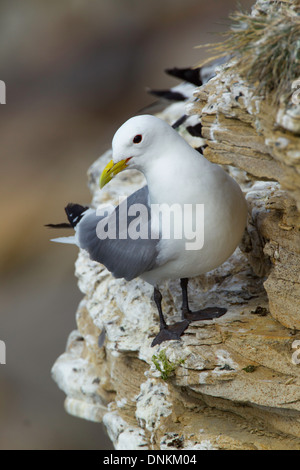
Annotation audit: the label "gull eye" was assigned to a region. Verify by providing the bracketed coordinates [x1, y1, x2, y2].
[133, 134, 142, 144]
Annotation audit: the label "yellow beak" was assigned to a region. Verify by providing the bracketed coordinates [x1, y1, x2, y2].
[99, 158, 130, 189]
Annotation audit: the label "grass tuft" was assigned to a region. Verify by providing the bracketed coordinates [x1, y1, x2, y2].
[198, 2, 300, 104]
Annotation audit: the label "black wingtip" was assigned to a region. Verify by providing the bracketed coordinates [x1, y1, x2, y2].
[165, 67, 203, 87]
[65, 203, 89, 228]
[186, 122, 203, 138]
[172, 114, 187, 129]
[148, 88, 187, 102]
[45, 222, 72, 229]
[45, 203, 89, 230]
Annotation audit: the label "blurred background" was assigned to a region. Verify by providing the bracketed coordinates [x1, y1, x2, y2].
[0, 0, 253, 449]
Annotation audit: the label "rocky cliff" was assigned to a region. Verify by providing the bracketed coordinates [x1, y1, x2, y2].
[52, 0, 300, 450]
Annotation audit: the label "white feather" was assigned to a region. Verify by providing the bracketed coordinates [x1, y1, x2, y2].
[51, 236, 77, 245]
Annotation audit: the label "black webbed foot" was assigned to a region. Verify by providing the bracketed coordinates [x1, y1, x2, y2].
[151, 280, 228, 348]
[151, 319, 190, 347]
[183, 306, 227, 322]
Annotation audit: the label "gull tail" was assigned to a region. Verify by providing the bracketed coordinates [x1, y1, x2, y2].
[50, 236, 77, 244]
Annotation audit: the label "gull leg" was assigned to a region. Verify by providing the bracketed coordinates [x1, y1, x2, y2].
[180, 278, 190, 316]
[151, 287, 189, 347]
[180, 278, 227, 321]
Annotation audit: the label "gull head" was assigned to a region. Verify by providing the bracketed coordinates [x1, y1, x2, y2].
[100, 115, 177, 188]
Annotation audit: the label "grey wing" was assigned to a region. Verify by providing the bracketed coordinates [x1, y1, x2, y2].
[77, 186, 159, 281]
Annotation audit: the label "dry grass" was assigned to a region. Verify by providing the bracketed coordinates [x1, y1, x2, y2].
[197, 2, 300, 104]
